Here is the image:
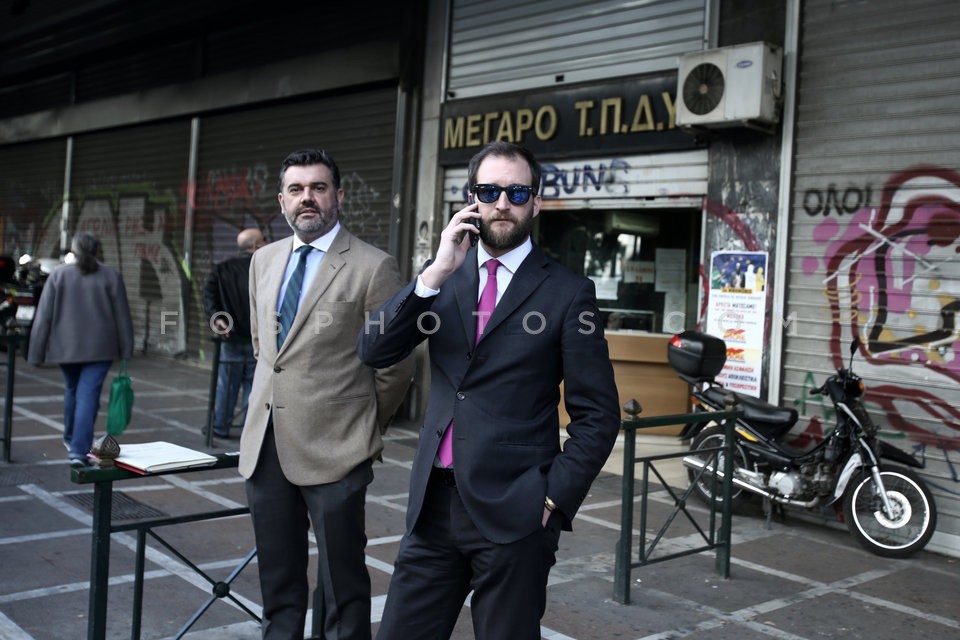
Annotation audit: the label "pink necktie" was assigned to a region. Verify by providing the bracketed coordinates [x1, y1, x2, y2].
[438, 259, 501, 468]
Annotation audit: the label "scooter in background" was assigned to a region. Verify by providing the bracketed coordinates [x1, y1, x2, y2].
[669, 330, 938, 558]
[0, 254, 54, 355]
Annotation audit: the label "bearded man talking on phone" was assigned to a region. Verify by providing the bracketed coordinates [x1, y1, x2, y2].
[359, 141, 620, 639]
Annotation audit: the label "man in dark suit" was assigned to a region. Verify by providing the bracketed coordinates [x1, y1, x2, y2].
[240, 148, 414, 639]
[358, 141, 621, 639]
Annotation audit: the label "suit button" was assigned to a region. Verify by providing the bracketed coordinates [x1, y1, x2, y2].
[274, 365, 282, 373]
[456, 392, 465, 400]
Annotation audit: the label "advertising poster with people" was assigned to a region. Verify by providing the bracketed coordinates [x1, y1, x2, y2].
[706, 250, 768, 397]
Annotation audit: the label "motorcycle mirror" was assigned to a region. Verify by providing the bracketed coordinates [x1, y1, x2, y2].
[848, 338, 858, 371]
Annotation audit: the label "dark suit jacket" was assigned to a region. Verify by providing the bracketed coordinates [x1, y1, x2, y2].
[357, 244, 620, 544]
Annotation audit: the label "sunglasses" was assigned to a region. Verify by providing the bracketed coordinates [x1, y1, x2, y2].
[471, 183, 535, 205]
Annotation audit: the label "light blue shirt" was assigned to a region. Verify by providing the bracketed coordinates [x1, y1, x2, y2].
[277, 222, 341, 315]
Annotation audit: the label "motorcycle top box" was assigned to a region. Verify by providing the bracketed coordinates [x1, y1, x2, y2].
[668, 330, 726, 380]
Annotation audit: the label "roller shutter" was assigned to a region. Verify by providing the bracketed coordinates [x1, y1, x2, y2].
[70, 122, 192, 357]
[447, 0, 707, 99]
[0, 139, 67, 259]
[783, 0, 960, 555]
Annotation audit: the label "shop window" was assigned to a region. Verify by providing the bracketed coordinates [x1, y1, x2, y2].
[536, 209, 700, 334]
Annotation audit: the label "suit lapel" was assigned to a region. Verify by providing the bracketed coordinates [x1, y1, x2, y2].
[452, 247, 481, 347]
[480, 246, 549, 341]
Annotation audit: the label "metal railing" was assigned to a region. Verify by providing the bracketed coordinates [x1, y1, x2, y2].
[0, 334, 24, 463]
[71, 455, 256, 640]
[204, 336, 222, 448]
[613, 399, 741, 605]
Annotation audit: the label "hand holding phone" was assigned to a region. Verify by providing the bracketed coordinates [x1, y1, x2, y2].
[467, 194, 480, 246]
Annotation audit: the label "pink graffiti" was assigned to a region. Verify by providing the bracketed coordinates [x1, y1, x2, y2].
[811, 165, 960, 446]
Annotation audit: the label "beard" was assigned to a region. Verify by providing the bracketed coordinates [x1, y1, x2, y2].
[480, 209, 535, 253]
[284, 201, 339, 241]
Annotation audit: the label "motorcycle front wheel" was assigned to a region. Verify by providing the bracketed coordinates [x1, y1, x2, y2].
[687, 426, 749, 508]
[842, 465, 937, 558]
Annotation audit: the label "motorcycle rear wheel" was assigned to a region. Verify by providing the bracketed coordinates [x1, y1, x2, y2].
[842, 465, 937, 558]
[687, 426, 749, 508]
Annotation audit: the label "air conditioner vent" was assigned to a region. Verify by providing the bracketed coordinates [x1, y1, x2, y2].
[682, 62, 725, 116]
[676, 42, 783, 131]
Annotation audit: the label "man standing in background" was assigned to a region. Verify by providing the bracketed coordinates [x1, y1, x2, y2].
[202, 227, 265, 439]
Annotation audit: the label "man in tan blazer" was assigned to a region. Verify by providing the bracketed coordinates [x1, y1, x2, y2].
[240, 148, 414, 639]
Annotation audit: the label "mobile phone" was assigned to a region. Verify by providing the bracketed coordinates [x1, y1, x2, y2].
[467, 194, 479, 246]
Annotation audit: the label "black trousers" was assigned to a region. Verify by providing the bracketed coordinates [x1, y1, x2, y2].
[246, 424, 373, 640]
[376, 468, 561, 640]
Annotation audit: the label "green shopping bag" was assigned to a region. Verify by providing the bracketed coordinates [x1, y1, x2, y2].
[105, 359, 134, 435]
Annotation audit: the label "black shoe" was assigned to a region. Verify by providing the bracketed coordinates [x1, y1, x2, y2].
[212, 429, 232, 439]
[69, 457, 91, 468]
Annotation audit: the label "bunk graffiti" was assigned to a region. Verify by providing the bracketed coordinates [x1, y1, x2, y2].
[540, 159, 631, 198]
[804, 165, 960, 470]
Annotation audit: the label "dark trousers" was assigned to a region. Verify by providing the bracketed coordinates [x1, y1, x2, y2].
[376, 469, 561, 640]
[246, 424, 373, 640]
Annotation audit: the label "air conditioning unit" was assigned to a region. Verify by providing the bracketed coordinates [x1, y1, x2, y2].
[676, 42, 783, 130]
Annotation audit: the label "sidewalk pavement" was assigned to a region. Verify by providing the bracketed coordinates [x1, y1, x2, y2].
[0, 354, 957, 640]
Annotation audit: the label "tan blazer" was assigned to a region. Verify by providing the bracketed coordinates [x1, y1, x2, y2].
[239, 227, 414, 485]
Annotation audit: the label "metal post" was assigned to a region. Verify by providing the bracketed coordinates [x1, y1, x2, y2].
[613, 424, 637, 605]
[205, 337, 222, 448]
[88, 480, 113, 640]
[132, 529, 147, 640]
[2, 337, 16, 463]
[715, 411, 736, 578]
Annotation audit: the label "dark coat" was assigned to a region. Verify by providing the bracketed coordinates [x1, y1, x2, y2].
[202, 252, 254, 341]
[28, 263, 134, 365]
[357, 244, 621, 544]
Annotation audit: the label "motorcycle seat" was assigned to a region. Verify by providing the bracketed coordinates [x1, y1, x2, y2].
[703, 386, 799, 439]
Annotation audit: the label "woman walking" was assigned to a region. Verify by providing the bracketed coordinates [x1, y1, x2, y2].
[28, 232, 134, 467]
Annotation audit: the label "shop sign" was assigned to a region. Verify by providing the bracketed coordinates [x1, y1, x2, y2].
[439, 73, 702, 165]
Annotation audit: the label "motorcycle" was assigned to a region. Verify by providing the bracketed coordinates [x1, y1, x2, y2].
[669, 330, 937, 558]
[0, 254, 52, 356]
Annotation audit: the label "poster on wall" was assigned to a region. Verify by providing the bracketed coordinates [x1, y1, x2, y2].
[706, 251, 768, 397]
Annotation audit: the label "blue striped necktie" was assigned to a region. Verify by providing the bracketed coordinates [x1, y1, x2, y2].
[277, 245, 313, 349]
